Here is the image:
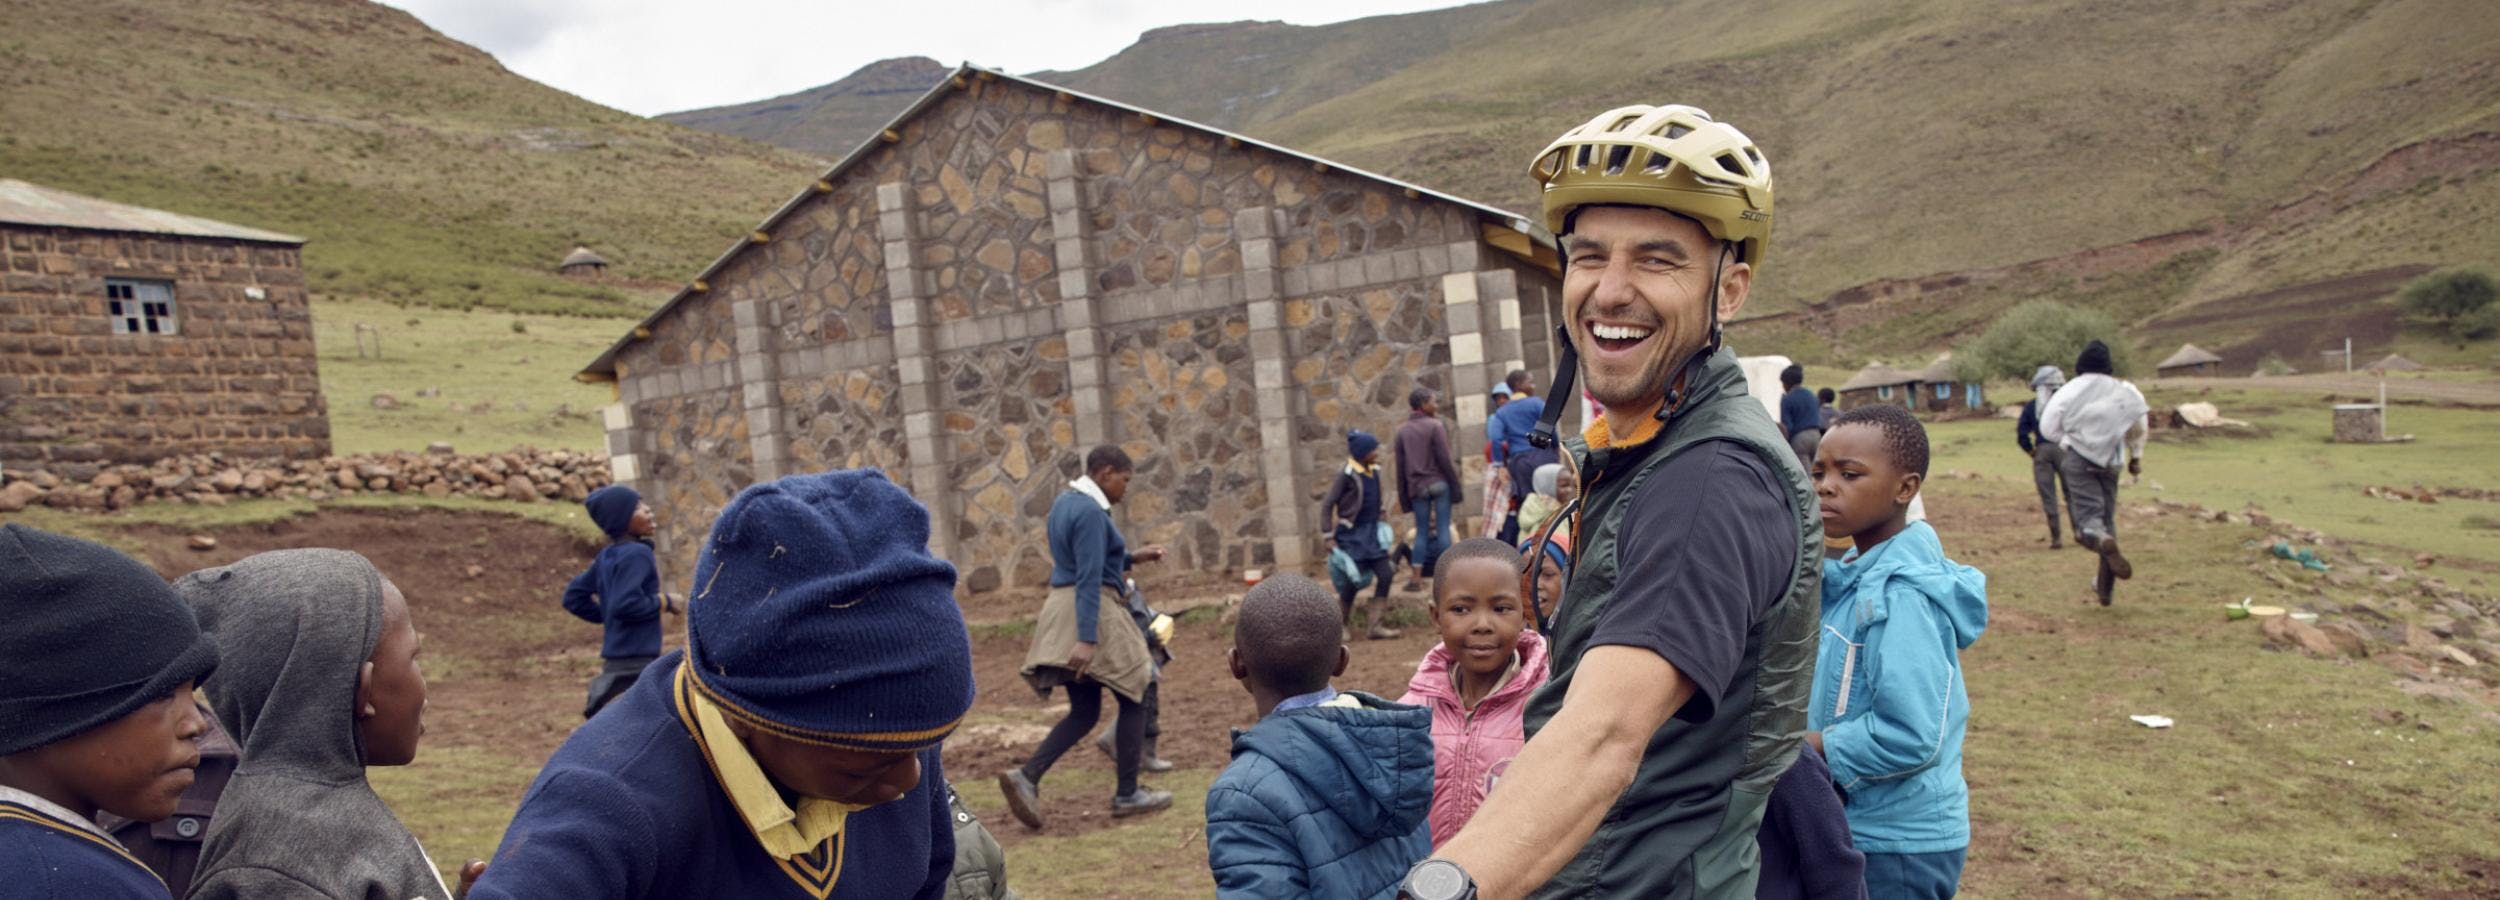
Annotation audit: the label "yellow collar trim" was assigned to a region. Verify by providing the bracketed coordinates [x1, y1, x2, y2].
[0, 803, 165, 888]
[1345, 457, 1379, 476]
[675, 666, 854, 896]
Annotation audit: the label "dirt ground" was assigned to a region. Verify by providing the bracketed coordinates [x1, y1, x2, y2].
[119, 508, 608, 764]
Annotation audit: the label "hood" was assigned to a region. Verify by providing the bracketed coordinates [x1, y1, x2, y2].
[177, 549, 385, 781]
[1833, 521, 1987, 648]
[1403, 628, 1549, 709]
[1231, 693, 1433, 840]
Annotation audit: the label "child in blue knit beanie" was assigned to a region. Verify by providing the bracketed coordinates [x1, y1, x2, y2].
[561, 485, 679, 718]
[474, 469, 978, 900]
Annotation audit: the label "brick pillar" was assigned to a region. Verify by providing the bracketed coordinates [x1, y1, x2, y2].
[601, 401, 640, 487]
[1241, 206, 1311, 569]
[1045, 149, 1114, 451]
[878, 180, 957, 561]
[733, 298, 787, 482]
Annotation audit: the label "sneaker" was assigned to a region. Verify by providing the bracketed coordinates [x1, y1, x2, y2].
[1110, 788, 1173, 818]
[1401, 579, 1425, 594]
[2096, 536, 2133, 580]
[1094, 731, 1175, 772]
[1366, 625, 1403, 640]
[995, 770, 1044, 831]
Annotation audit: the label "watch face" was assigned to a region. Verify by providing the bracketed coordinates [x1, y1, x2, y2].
[1409, 860, 1469, 900]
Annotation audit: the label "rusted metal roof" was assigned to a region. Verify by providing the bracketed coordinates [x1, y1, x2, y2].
[0, 179, 304, 244]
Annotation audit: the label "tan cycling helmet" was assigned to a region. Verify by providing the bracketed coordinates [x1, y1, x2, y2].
[1529, 104, 1773, 269]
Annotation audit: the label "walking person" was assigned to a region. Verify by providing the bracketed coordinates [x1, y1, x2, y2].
[1323, 430, 1404, 641]
[1406, 103, 1821, 899]
[1000, 445, 1173, 830]
[1394, 387, 1465, 593]
[1777, 363, 1820, 469]
[2015, 366, 2069, 548]
[2040, 341, 2148, 606]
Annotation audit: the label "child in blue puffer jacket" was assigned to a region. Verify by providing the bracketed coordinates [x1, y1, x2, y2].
[1206, 574, 1431, 900]
[1806, 405, 1988, 900]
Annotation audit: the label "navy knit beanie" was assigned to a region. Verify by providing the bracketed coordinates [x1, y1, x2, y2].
[584, 484, 641, 538]
[1347, 429, 1380, 460]
[0, 524, 219, 756]
[683, 469, 973, 753]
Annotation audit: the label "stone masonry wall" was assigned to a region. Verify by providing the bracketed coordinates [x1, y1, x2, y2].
[600, 74, 1549, 594]
[0, 224, 327, 474]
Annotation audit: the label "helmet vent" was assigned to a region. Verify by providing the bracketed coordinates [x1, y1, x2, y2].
[1575, 145, 1594, 170]
[1604, 145, 1634, 176]
[1643, 152, 1671, 173]
[1715, 153, 1745, 176]
[1665, 123, 1693, 140]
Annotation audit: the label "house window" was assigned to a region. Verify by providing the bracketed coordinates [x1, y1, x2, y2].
[1934, 382, 1951, 400]
[107, 279, 177, 335]
[1877, 385, 1892, 400]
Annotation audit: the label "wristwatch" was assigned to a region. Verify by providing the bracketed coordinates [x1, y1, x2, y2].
[1401, 859, 1477, 900]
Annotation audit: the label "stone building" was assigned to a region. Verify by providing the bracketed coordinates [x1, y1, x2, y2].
[560, 245, 610, 279]
[580, 66, 1558, 594]
[0, 179, 326, 475]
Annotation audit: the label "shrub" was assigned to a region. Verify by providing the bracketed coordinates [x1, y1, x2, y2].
[2397, 268, 2497, 332]
[510, 319, 529, 334]
[2451, 304, 2500, 342]
[1955, 301, 2138, 381]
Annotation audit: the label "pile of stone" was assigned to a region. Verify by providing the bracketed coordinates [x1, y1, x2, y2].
[0, 445, 611, 513]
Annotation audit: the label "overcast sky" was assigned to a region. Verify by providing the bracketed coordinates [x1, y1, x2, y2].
[382, 0, 1473, 117]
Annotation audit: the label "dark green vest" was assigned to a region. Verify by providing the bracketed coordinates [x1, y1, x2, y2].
[1524, 348, 1823, 900]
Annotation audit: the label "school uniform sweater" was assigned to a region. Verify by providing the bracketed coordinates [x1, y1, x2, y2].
[470, 651, 954, 900]
[0, 788, 170, 899]
[562, 539, 665, 659]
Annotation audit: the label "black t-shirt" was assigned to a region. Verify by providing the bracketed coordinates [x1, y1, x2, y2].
[1587, 440, 1798, 723]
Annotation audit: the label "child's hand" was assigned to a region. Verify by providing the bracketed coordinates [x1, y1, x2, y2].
[1137, 545, 1168, 564]
[1067, 641, 1096, 679]
[455, 859, 487, 899]
[661, 593, 683, 615]
[2128, 458, 2142, 477]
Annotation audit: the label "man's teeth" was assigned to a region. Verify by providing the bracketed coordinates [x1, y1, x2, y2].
[1592, 323, 1654, 341]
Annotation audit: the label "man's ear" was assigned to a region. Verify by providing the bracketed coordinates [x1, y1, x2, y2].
[1895, 472, 1924, 507]
[1716, 259, 1752, 322]
[1331, 646, 1351, 678]
[356, 661, 377, 718]
[1227, 647, 1248, 683]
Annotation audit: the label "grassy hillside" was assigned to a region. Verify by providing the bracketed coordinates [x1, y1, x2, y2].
[655, 56, 950, 163]
[671, 0, 2500, 367]
[0, 0, 820, 316]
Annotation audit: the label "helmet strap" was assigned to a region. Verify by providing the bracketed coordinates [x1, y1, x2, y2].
[1657, 241, 1731, 421]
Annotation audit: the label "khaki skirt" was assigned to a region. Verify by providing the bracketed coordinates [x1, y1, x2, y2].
[1019, 584, 1153, 703]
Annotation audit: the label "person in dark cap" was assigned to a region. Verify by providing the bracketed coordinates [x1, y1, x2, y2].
[0, 524, 218, 898]
[1320, 428, 1403, 641]
[2038, 340, 2148, 606]
[470, 469, 979, 899]
[562, 484, 679, 717]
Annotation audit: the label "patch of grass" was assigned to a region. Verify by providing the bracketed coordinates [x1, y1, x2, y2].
[313, 296, 623, 455]
[956, 767, 1225, 899]
[371, 743, 549, 883]
[0, 492, 604, 555]
[1927, 383, 2500, 568]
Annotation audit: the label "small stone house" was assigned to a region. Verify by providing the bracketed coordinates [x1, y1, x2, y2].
[1835, 358, 1982, 413]
[560, 245, 609, 279]
[580, 65, 1559, 594]
[0, 179, 326, 477]
[2155, 343, 2222, 378]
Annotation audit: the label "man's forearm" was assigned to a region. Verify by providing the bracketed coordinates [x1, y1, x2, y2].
[1429, 647, 1693, 899]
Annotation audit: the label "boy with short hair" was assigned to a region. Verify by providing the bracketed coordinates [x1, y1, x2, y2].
[563, 484, 678, 718]
[1206, 574, 1431, 899]
[1807, 405, 1988, 899]
[1320, 430, 1401, 640]
[0, 524, 218, 899]
[1397, 538, 1548, 846]
[176, 549, 464, 900]
[471, 469, 977, 899]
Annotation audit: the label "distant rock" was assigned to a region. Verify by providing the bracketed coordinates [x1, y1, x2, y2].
[370, 393, 400, 410]
[187, 534, 218, 551]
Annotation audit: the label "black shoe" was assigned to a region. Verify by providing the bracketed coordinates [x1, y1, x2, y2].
[1094, 731, 1176, 773]
[995, 770, 1044, 831]
[1110, 788, 1173, 818]
[2096, 536, 2134, 580]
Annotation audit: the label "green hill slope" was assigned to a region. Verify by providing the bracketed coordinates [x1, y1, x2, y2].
[656, 56, 952, 162]
[0, 0, 820, 316]
[669, 0, 2500, 363]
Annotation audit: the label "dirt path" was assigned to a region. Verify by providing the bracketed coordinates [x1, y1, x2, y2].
[2163, 372, 2500, 407]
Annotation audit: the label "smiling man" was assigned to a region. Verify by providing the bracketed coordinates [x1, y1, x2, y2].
[1400, 105, 1823, 900]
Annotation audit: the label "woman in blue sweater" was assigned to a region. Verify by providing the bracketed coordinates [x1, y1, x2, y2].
[561, 485, 678, 718]
[1001, 445, 1172, 830]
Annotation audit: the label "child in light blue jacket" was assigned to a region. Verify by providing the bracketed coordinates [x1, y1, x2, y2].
[1806, 405, 1988, 899]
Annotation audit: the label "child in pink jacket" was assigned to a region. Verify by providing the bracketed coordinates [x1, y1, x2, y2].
[1396, 538, 1551, 845]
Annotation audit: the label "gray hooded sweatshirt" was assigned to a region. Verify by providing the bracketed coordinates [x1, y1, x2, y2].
[176, 549, 452, 900]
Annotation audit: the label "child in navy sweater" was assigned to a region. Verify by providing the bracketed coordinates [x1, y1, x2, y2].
[563, 485, 678, 717]
[472, 469, 977, 900]
[0, 525, 219, 899]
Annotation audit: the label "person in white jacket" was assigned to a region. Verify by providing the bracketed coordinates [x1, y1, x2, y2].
[2038, 340, 2147, 606]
